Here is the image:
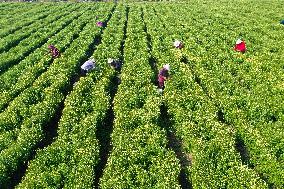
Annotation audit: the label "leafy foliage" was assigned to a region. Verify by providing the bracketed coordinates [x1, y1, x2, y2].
[0, 1, 283, 188]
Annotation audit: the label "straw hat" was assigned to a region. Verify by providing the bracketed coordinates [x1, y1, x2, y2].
[163, 64, 170, 70]
[236, 39, 243, 44]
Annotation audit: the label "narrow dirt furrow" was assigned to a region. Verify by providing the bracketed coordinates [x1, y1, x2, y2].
[94, 5, 128, 188]
[141, 7, 192, 189]
[159, 104, 192, 189]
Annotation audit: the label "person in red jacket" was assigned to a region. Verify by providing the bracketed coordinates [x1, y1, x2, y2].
[234, 39, 246, 53]
[48, 45, 60, 58]
[158, 64, 170, 92]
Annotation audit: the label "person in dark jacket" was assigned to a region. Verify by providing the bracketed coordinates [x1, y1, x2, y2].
[48, 45, 60, 58]
[280, 20, 284, 25]
[158, 64, 170, 92]
[173, 40, 183, 49]
[108, 58, 121, 71]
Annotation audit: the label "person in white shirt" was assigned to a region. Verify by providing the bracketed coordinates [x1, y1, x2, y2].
[81, 58, 95, 76]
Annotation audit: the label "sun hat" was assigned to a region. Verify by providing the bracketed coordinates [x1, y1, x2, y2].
[174, 40, 181, 47]
[236, 39, 243, 44]
[108, 58, 114, 64]
[163, 64, 170, 70]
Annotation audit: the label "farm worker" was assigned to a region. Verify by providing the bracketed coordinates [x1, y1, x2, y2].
[158, 64, 170, 92]
[234, 39, 246, 53]
[48, 45, 60, 58]
[108, 58, 121, 70]
[280, 20, 284, 25]
[173, 40, 183, 49]
[81, 58, 95, 76]
[96, 21, 104, 27]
